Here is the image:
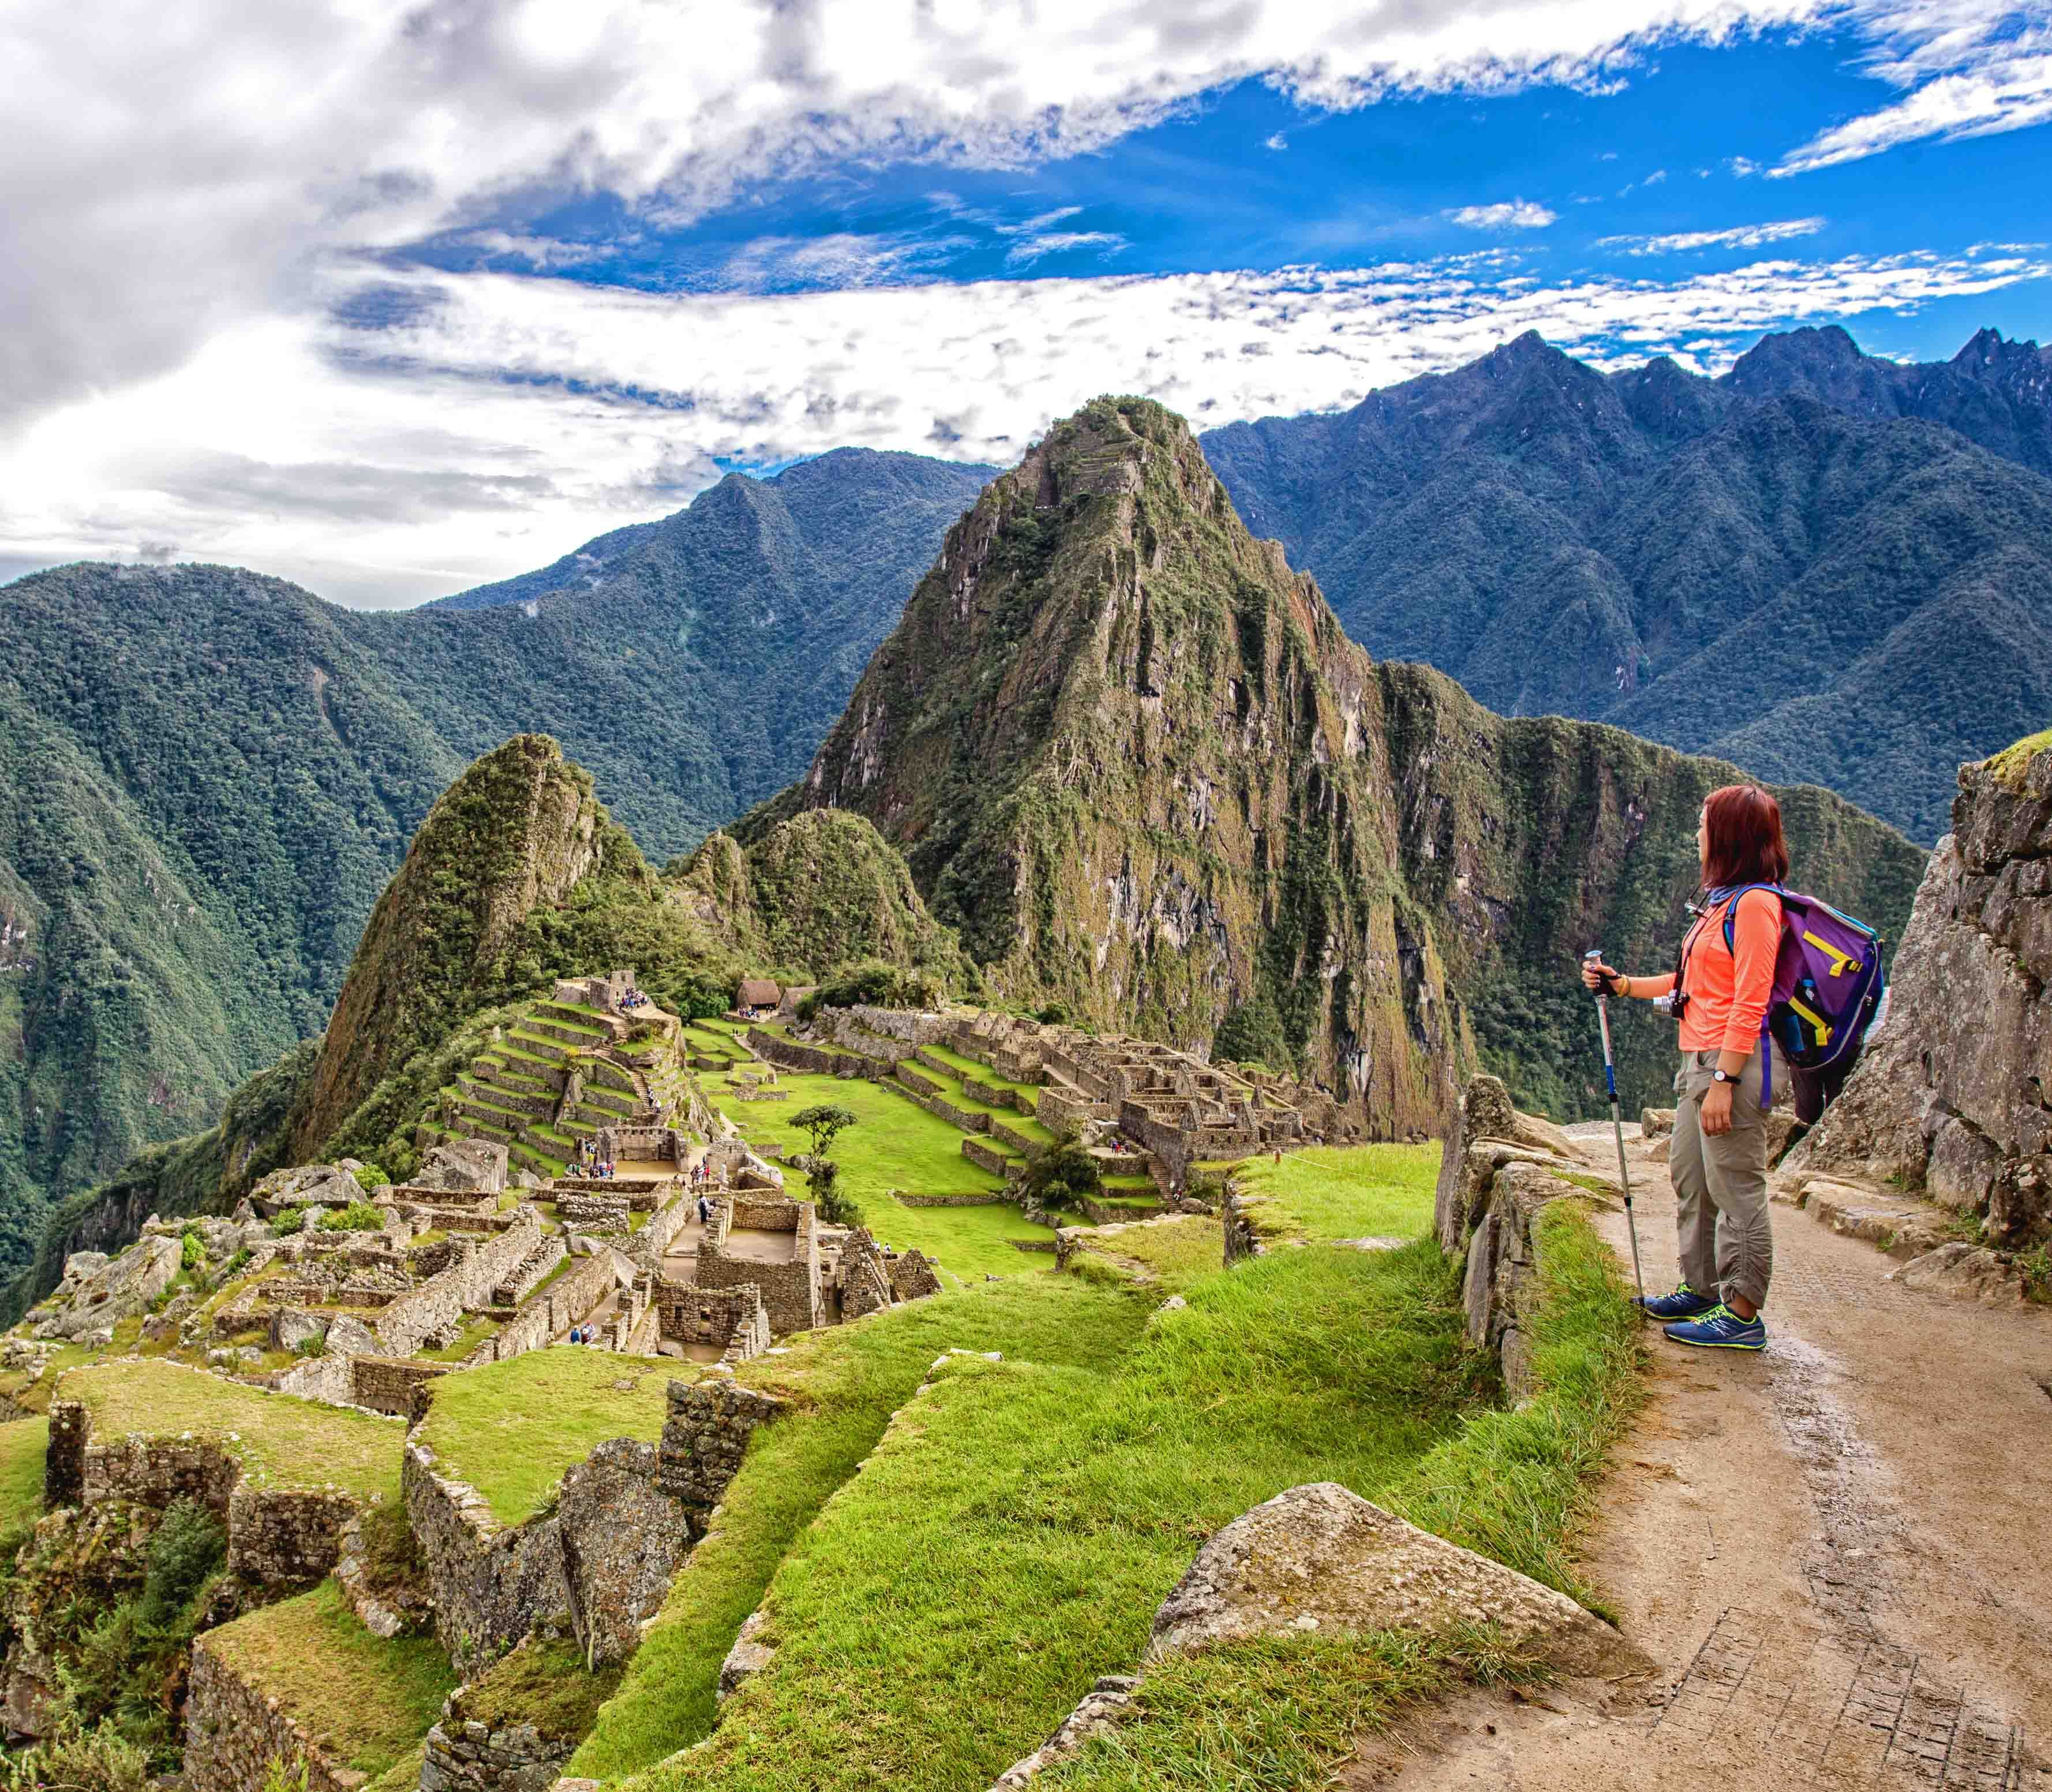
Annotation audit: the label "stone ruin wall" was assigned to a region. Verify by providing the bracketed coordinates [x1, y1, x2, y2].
[375, 1210, 542, 1356]
[849, 1005, 954, 1046]
[407, 1375, 779, 1674]
[349, 1355, 449, 1419]
[620, 1194, 692, 1278]
[657, 1378, 787, 1530]
[44, 1389, 382, 1597]
[185, 1638, 353, 1792]
[748, 1029, 885, 1079]
[696, 1199, 819, 1336]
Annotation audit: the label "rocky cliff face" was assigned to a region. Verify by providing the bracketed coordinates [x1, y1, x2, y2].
[1796, 733, 2052, 1245]
[765, 398, 1927, 1131]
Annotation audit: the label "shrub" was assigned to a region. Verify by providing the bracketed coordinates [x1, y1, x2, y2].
[798, 960, 943, 1021]
[2, 1722, 152, 1792]
[352, 1163, 391, 1193]
[1034, 1003, 1069, 1025]
[321, 1202, 386, 1233]
[220, 1247, 253, 1281]
[270, 1207, 305, 1237]
[294, 1336, 327, 1359]
[1016, 1138, 1102, 1210]
[805, 1158, 863, 1228]
[179, 1231, 205, 1271]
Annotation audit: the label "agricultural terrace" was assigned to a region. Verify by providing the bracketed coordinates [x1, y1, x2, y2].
[59, 1359, 403, 1504]
[691, 1021, 1052, 1280]
[0, 1416, 49, 1526]
[413, 1347, 675, 1525]
[201, 1581, 458, 1778]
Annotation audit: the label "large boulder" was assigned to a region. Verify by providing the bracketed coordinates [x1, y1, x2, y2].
[1434, 1075, 1589, 1255]
[252, 1163, 363, 1214]
[414, 1139, 508, 1195]
[1149, 1482, 1655, 1679]
[556, 1439, 692, 1665]
[35, 1235, 181, 1340]
[1796, 737, 2052, 1244]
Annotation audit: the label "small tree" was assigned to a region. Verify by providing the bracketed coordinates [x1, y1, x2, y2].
[791, 1104, 857, 1160]
[1018, 1138, 1102, 1211]
[806, 1157, 863, 1227]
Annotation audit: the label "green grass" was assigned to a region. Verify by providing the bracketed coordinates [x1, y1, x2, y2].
[1226, 1143, 1441, 1243]
[623, 1243, 1486, 1792]
[1038, 1201, 1645, 1791]
[571, 1275, 1156, 1782]
[1983, 728, 2052, 792]
[911, 1043, 1044, 1107]
[412, 1314, 503, 1363]
[707, 1069, 1047, 1279]
[0, 1416, 50, 1525]
[201, 1580, 457, 1776]
[62, 1359, 402, 1502]
[462, 1637, 623, 1740]
[1069, 1216, 1222, 1292]
[1382, 1201, 1645, 1605]
[413, 1348, 673, 1524]
[1039, 1629, 1540, 1790]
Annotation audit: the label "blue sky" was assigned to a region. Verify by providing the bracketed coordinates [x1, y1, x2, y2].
[3, 1, 2050, 603]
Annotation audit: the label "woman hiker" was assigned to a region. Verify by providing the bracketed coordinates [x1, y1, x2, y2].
[1579, 783, 1785, 1352]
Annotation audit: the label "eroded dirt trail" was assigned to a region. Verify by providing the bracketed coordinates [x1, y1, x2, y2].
[1353, 1137, 2052, 1790]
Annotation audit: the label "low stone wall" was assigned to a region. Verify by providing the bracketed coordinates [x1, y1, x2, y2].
[543, 1253, 616, 1336]
[1036, 1085, 1111, 1133]
[620, 1194, 692, 1277]
[961, 1137, 1019, 1179]
[422, 1692, 576, 1792]
[893, 1192, 1013, 1208]
[896, 1061, 945, 1098]
[555, 1191, 631, 1231]
[553, 1176, 668, 1208]
[747, 1029, 886, 1079]
[350, 1355, 450, 1420]
[891, 1079, 992, 1134]
[225, 1486, 359, 1591]
[988, 1118, 1042, 1155]
[658, 1378, 788, 1531]
[656, 1282, 770, 1363]
[186, 1636, 350, 1792]
[1222, 1183, 1264, 1265]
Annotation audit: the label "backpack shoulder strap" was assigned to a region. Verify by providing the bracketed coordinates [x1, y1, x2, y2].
[1719, 883, 1785, 954]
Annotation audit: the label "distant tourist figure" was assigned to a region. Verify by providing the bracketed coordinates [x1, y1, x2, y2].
[1579, 784, 1785, 1352]
[696, 1193, 712, 1224]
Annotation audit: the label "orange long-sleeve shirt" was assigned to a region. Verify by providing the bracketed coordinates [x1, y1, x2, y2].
[1638, 887, 1783, 1057]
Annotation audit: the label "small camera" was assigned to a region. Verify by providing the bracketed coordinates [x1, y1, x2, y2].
[1654, 990, 1687, 1019]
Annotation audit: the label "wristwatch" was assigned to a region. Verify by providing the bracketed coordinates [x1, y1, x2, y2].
[1710, 1068, 1736, 1085]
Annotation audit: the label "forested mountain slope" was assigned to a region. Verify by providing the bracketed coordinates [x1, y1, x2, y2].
[1201, 327, 2052, 842]
[0, 451, 985, 1274]
[755, 396, 1926, 1130]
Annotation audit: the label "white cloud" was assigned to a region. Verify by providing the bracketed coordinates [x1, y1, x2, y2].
[1774, 6, 2052, 174]
[1264, 132, 1290, 149]
[1644, 167, 1669, 183]
[1004, 231, 1129, 266]
[1598, 216, 1828, 254]
[1447, 199, 1559, 228]
[7, 245, 2044, 606]
[5, 0, 1959, 440]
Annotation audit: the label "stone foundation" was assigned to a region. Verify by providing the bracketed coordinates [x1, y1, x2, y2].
[657, 1379, 788, 1531]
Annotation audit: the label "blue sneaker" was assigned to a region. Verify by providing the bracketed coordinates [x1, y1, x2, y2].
[1636, 1283, 1718, 1322]
[1664, 1304, 1767, 1351]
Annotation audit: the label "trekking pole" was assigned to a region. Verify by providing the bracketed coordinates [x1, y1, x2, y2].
[1584, 950, 1648, 1315]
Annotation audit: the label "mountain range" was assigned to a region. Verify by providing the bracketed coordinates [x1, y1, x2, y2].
[1201, 325, 2052, 845]
[5, 320, 2044, 1279]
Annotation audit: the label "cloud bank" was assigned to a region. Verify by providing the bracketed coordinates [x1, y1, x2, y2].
[6, 245, 2042, 606]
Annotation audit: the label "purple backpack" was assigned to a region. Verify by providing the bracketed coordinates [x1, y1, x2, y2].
[1714, 884, 1887, 1087]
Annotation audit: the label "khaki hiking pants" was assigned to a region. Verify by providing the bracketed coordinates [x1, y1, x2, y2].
[1669, 1049, 1774, 1311]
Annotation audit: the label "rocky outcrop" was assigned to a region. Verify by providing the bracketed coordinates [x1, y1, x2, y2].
[991, 1482, 1653, 1788]
[1794, 736, 2052, 1246]
[32, 1235, 179, 1341]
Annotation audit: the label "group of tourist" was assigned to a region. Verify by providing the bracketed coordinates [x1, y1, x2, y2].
[620, 988, 650, 1011]
[566, 1324, 601, 1345]
[576, 1140, 619, 1178]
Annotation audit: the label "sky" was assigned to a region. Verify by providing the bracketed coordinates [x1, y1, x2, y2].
[3, 0, 2051, 608]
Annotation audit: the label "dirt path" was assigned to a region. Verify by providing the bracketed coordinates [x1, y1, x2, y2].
[1353, 1133, 2052, 1791]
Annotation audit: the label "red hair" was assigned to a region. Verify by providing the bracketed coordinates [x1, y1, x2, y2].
[1702, 784, 1789, 888]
